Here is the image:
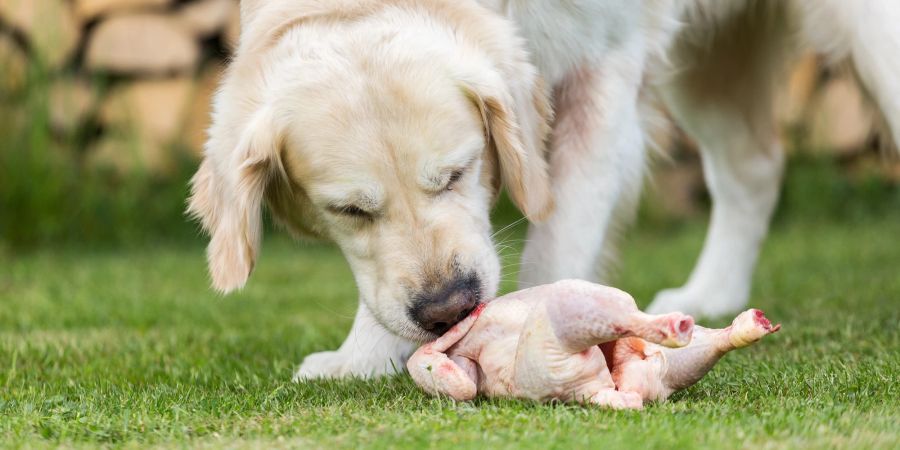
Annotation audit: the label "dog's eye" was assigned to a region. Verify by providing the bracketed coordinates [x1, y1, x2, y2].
[446, 170, 464, 191]
[329, 205, 373, 220]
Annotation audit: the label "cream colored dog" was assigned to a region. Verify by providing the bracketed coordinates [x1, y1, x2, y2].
[189, 0, 553, 378]
[190, 0, 900, 379]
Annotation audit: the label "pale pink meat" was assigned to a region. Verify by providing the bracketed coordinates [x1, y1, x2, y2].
[407, 279, 780, 409]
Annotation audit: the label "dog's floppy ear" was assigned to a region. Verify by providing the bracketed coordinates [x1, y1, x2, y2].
[462, 73, 554, 221]
[187, 108, 282, 293]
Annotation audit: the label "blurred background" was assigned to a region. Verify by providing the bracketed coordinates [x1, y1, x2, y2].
[2, 3, 898, 447]
[1, 0, 899, 252]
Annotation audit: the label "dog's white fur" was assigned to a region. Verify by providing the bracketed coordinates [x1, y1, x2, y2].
[190, 0, 900, 378]
[492, 0, 900, 319]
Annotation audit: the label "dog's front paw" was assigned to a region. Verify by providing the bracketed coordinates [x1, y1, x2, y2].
[292, 349, 407, 381]
[293, 351, 350, 381]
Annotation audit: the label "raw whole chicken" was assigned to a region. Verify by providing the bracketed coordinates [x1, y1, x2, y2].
[407, 280, 780, 409]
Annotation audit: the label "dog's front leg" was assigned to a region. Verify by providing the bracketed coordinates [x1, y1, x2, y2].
[293, 301, 415, 380]
[519, 48, 647, 287]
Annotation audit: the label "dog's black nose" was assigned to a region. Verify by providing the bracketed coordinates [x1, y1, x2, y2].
[410, 276, 480, 335]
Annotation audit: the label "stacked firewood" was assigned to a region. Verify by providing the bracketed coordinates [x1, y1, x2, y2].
[0, 0, 239, 173]
[648, 54, 897, 218]
[0, 0, 895, 201]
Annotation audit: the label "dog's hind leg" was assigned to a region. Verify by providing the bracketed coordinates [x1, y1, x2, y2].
[797, 0, 900, 148]
[647, 2, 790, 317]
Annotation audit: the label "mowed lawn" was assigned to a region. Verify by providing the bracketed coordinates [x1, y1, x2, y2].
[1, 211, 898, 448]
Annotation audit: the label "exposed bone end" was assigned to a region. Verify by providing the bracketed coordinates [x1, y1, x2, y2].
[655, 312, 695, 348]
[728, 309, 781, 349]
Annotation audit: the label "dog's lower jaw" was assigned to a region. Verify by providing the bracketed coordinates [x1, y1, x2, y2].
[293, 301, 416, 380]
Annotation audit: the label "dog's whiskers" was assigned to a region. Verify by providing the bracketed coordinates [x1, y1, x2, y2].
[490, 217, 528, 239]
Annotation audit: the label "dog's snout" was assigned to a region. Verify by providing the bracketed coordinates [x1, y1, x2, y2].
[410, 275, 481, 335]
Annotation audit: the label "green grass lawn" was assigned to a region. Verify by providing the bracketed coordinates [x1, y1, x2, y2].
[1, 211, 899, 449]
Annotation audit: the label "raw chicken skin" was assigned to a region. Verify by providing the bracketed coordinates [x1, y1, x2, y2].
[407, 280, 780, 409]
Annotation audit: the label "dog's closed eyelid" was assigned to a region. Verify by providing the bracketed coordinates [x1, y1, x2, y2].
[441, 158, 478, 192]
[445, 169, 464, 191]
[327, 204, 375, 219]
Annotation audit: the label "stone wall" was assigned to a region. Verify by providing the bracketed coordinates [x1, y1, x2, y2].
[0, 0, 894, 211]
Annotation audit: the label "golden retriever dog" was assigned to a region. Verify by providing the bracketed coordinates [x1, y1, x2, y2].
[189, 0, 553, 378]
[189, 0, 900, 378]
